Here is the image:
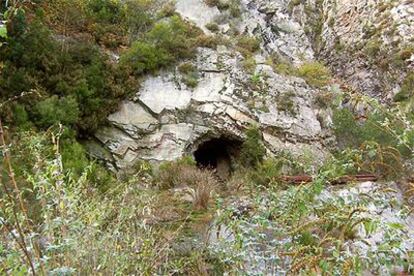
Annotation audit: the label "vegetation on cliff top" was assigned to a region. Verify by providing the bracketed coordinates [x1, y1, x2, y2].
[0, 0, 206, 136]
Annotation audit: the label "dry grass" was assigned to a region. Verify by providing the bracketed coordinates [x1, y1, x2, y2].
[187, 170, 217, 210]
[156, 158, 218, 210]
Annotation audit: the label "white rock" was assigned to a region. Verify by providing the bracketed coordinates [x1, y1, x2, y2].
[192, 73, 227, 102]
[108, 100, 158, 132]
[139, 75, 192, 114]
[176, 0, 221, 33]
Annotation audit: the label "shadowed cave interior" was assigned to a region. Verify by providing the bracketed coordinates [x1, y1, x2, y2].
[193, 137, 242, 180]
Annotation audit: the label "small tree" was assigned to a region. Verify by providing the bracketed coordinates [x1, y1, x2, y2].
[239, 125, 266, 168]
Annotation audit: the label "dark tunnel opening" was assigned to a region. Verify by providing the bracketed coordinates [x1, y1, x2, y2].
[193, 137, 242, 180]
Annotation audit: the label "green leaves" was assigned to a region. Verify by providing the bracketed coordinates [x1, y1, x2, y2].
[0, 24, 7, 47]
[363, 219, 379, 236]
[239, 125, 266, 168]
[34, 95, 80, 127]
[297, 61, 332, 88]
[0, 25, 7, 39]
[120, 41, 171, 75]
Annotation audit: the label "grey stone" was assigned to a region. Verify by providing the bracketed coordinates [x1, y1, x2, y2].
[92, 0, 336, 171]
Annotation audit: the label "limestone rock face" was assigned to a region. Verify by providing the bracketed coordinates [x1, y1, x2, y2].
[294, 0, 414, 100]
[89, 0, 336, 171]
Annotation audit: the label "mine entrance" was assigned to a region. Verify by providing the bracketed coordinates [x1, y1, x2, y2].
[193, 137, 242, 180]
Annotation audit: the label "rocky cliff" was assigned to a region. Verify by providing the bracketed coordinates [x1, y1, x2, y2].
[86, 0, 413, 172]
[294, 0, 414, 100]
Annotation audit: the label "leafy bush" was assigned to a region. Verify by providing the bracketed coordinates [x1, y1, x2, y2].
[0, 130, 165, 275]
[332, 108, 406, 151]
[120, 15, 202, 76]
[248, 158, 284, 187]
[0, 14, 133, 134]
[34, 95, 80, 127]
[1, 4, 207, 138]
[332, 108, 361, 147]
[146, 15, 202, 58]
[120, 41, 171, 75]
[85, 0, 127, 47]
[87, 0, 123, 24]
[124, 0, 157, 38]
[11, 104, 30, 127]
[239, 126, 266, 168]
[212, 174, 414, 274]
[298, 61, 331, 88]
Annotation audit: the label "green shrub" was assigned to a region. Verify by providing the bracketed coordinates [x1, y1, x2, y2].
[364, 39, 382, 58]
[248, 158, 284, 186]
[85, 0, 126, 47]
[87, 0, 124, 24]
[332, 108, 364, 148]
[0, 15, 133, 134]
[120, 15, 202, 76]
[35, 95, 80, 127]
[205, 22, 220, 32]
[332, 108, 410, 157]
[146, 15, 202, 59]
[124, 0, 157, 37]
[229, 0, 241, 17]
[242, 56, 257, 73]
[273, 61, 297, 76]
[239, 126, 266, 168]
[178, 63, 199, 88]
[61, 140, 90, 176]
[12, 104, 30, 127]
[267, 54, 297, 76]
[1, 7, 204, 135]
[120, 41, 171, 75]
[298, 61, 331, 88]
[236, 35, 260, 55]
[394, 73, 414, 102]
[196, 34, 220, 48]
